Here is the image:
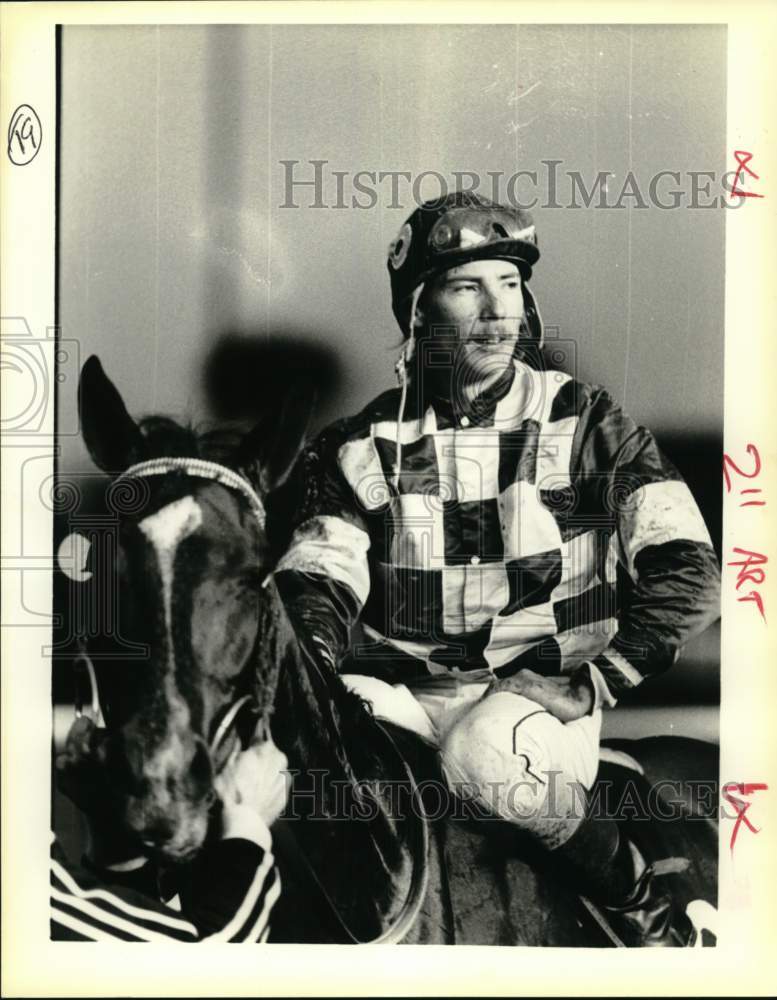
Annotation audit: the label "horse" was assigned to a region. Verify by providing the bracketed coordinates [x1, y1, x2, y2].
[56, 354, 719, 945]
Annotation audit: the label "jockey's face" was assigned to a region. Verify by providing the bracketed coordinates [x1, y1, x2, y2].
[418, 259, 525, 387]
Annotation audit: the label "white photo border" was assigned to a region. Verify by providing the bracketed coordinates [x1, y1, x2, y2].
[1, 2, 775, 996]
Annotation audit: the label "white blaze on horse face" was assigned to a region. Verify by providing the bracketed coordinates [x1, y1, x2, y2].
[138, 496, 203, 735]
[139, 495, 203, 637]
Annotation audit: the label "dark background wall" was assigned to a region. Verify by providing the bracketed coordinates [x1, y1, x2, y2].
[57, 23, 725, 746]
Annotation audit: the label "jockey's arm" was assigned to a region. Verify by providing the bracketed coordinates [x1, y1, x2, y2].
[566, 389, 720, 707]
[499, 390, 720, 720]
[273, 426, 371, 672]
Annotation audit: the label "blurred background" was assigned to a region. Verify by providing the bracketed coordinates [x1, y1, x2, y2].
[55, 23, 725, 789]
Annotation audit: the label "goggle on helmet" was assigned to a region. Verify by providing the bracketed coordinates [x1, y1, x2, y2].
[387, 193, 541, 337]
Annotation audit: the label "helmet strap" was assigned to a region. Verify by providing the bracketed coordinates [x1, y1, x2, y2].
[405, 283, 425, 360]
[522, 284, 545, 349]
[392, 284, 424, 489]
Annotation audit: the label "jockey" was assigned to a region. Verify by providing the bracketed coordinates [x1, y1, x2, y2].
[274, 191, 721, 946]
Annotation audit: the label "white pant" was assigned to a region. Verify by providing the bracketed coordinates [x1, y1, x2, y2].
[342, 673, 602, 849]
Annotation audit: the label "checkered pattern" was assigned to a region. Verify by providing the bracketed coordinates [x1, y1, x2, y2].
[277, 361, 720, 701]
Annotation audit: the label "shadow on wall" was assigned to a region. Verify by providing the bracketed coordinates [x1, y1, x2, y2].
[203, 331, 343, 427]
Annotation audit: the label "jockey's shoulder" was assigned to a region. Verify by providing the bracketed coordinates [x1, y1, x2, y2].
[520, 362, 631, 428]
[306, 370, 626, 457]
[311, 387, 401, 451]
[545, 373, 618, 423]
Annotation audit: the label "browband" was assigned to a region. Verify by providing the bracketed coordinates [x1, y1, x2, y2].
[119, 457, 266, 531]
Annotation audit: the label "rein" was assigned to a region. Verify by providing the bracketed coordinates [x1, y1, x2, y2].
[273, 719, 430, 945]
[346, 719, 430, 945]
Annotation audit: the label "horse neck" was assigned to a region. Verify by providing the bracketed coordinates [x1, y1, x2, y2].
[265, 588, 366, 794]
[263, 588, 416, 939]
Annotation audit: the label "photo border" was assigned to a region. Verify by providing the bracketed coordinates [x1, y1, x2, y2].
[2, 2, 775, 996]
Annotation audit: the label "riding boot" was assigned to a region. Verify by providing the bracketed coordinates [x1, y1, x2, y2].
[551, 814, 696, 947]
[602, 855, 695, 947]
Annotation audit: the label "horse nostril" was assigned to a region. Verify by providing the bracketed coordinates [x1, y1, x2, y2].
[142, 817, 175, 847]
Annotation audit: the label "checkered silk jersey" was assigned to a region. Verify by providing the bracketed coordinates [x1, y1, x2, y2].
[274, 360, 720, 702]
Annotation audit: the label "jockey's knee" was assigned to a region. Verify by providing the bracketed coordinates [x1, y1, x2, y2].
[340, 674, 436, 741]
[440, 690, 588, 848]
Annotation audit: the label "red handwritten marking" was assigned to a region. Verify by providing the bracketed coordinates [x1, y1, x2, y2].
[731, 150, 765, 199]
[740, 487, 765, 507]
[727, 547, 768, 622]
[723, 444, 761, 494]
[738, 590, 766, 621]
[722, 782, 768, 853]
[729, 547, 767, 587]
[724, 444, 767, 617]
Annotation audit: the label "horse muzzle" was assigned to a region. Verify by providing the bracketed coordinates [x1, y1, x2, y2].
[117, 731, 217, 861]
[127, 788, 215, 862]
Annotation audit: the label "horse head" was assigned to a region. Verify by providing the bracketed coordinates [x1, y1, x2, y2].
[72, 355, 312, 862]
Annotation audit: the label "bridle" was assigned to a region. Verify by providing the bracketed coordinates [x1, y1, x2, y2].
[72, 456, 270, 768]
[121, 456, 267, 530]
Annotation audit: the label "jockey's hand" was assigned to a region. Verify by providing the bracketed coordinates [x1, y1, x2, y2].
[490, 668, 595, 722]
[214, 738, 290, 837]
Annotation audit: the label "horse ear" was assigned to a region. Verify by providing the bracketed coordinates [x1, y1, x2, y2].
[237, 386, 317, 493]
[78, 355, 145, 473]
